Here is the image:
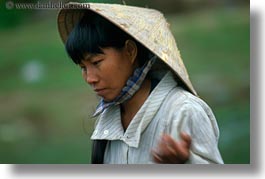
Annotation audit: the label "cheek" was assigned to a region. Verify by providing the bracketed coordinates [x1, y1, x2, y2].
[105, 60, 133, 84]
[115, 63, 134, 85]
[101, 50, 135, 90]
[118, 57, 135, 78]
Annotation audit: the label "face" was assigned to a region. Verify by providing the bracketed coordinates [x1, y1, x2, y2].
[79, 45, 137, 102]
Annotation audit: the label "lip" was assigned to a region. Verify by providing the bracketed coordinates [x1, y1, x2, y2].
[94, 88, 107, 96]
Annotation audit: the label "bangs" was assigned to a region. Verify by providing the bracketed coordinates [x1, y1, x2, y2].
[65, 11, 128, 64]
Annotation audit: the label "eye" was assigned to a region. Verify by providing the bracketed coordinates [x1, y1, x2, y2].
[92, 59, 102, 66]
[79, 65, 87, 72]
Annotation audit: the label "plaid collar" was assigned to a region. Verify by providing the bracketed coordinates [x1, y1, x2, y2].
[93, 55, 157, 117]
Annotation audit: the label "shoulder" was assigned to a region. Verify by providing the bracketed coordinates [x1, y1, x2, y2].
[161, 87, 220, 138]
[164, 86, 212, 113]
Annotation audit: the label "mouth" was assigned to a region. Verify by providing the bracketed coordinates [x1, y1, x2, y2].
[94, 88, 107, 96]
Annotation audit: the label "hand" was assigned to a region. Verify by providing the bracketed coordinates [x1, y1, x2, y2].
[151, 132, 191, 164]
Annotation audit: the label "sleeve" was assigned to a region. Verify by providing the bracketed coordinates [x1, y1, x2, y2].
[167, 100, 224, 164]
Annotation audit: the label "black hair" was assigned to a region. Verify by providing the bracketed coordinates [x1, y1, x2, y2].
[65, 11, 151, 66]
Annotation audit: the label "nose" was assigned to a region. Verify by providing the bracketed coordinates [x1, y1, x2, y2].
[84, 69, 99, 85]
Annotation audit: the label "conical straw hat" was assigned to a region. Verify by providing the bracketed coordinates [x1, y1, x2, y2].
[57, 2, 197, 95]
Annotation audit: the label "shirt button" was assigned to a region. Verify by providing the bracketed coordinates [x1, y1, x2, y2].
[104, 130, 109, 135]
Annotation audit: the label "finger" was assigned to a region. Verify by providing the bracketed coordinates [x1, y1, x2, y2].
[162, 133, 191, 147]
[180, 132, 192, 148]
[156, 134, 191, 163]
[160, 135, 179, 156]
[158, 135, 184, 163]
[152, 136, 178, 163]
[151, 150, 164, 163]
[162, 134, 177, 148]
[153, 149, 177, 164]
[161, 134, 190, 161]
[162, 134, 187, 153]
[173, 141, 190, 161]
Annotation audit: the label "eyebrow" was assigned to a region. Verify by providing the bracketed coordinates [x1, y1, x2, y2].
[83, 54, 96, 61]
[78, 55, 93, 66]
[84, 53, 105, 61]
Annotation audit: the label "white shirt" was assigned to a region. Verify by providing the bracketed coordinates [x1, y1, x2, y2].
[91, 72, 224, 164]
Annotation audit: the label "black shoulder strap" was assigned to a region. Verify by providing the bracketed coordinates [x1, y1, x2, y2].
[91, 140, 108, 164]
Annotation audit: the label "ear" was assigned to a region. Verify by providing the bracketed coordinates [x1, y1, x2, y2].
[124, 40, 137, 64]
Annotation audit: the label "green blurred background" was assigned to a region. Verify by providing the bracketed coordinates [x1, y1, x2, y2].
[0, 0, 249, 164]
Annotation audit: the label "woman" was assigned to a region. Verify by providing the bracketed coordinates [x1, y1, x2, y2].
[57, 2, 223, 164]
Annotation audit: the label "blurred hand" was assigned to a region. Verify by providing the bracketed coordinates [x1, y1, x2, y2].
[151, 132, 191, 164]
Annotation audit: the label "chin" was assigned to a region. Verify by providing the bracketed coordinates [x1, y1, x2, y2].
[102, 96, 115, 102]
[100, 91, 119, 102]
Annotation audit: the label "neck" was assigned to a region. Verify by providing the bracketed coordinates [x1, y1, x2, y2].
[120, 78, 151, 130]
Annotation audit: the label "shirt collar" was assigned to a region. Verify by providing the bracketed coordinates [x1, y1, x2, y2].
[90, 71, 177, 148]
